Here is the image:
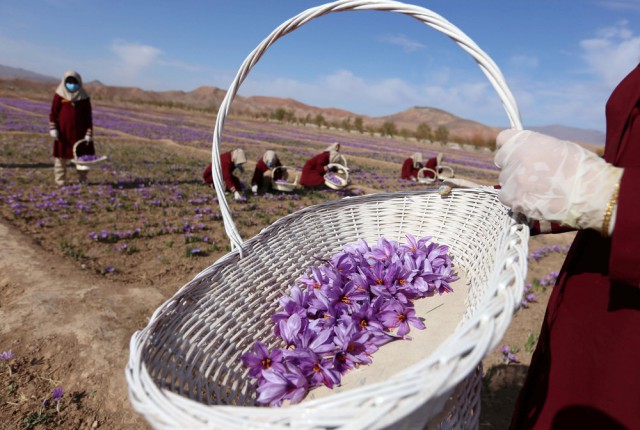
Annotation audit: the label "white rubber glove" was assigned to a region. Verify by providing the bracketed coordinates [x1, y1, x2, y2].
[495, 129, 623, 234]
[85, 134, 93, 142]
[49, 129, 58, 139]
[251, 184, 258, 194]
[233, 190, 242, 201]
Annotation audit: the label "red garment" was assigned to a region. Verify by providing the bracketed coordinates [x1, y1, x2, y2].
[49, 93, 93, 159]
[424, 156, 438, 179]
[300, 152, 330, 187]
[401, 158, 419, 180]
[251, 158, 283, 187]
[509, 64, 640, 429]
[202, 151, 241, 192]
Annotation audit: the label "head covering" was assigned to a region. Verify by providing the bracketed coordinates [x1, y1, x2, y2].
[325, 142, 340, 153]
[263, 150, 277, 165]
[231, 148, 247, 165]
[329, 151, 342, 164]
[412, 152, 423, 169]
[55, 70, 89, 102]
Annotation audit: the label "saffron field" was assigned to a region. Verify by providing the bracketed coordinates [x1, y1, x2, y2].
[0, 95, 574, 429]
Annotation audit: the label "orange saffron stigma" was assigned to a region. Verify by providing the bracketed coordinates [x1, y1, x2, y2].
[261, 358, 272, 368]
[376, 279, 383, 285]
[398, 314, 406, 322]
[360, 320, 368, 328]
[398, 278, 406, 285]
[341, 296, 350, 304]
[313, 363, 321, 372]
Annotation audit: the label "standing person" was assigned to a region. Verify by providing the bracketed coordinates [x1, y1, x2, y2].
[495, 63, 640, 429]
[203, 148, 247, 200]
[49, 70, 93, 185]
[400, 152, 423, 181]
[300, 142, 342, 188]
[251, 150, 283, 194]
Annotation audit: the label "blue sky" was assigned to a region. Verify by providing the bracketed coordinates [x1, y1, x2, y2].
[1, 1, 640, 132]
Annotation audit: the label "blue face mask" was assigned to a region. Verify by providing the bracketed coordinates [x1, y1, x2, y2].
[235, 164, 244, 173]
[266, 162, 274, 168]
[65, 82, 80, 92]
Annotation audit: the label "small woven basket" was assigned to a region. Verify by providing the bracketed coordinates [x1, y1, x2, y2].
[126, 1, 528, 429]
[271, 166, 300, 192]
[324, 163, 350, 190]
[70, 138, 107, 170]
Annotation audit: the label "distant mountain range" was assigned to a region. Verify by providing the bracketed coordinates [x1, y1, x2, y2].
[0, 64, 605, 145]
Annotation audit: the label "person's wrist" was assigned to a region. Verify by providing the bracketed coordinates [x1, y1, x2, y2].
[601, 182, 620, 236]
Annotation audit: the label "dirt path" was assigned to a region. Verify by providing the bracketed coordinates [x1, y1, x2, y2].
[0, 218, 162, 429]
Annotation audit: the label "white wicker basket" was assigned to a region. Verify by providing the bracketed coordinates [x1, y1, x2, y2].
[70, 138, 107, 171]
[126, 1, 528, 429]
[271, 166, 300, 192]
[324, 163, 350, 190]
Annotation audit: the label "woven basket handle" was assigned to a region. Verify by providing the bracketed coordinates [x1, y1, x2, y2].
[210, 0, 522, 251]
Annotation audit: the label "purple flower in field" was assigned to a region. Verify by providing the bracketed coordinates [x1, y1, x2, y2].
[104, 265, 115, 273]
[500, 345, 520, 364]
[241, 342, 285, 378]
[257, 364, 308, 407]
[0, 350, 14, 361]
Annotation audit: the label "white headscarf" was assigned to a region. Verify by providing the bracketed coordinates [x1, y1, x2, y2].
[231, 148, 247, 165]
[263, 150, 277, 165]
[411, 152, 423, 169]
[325, 142, 340, 153]
[55, 70, 89, 102]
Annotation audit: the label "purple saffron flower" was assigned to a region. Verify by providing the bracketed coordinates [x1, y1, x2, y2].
[378, 301, 425, 337]
[241, 342, 285, 378]
[52, 387, 64, 402]
[256, 364, 309, 407]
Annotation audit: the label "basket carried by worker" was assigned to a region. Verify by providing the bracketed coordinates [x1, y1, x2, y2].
[324, 163, 350, 190]
[418, 165, 455, 184]
[271, 165, 301, 192]
[126, 1, 528, 429]
[70, 138, 108, 171]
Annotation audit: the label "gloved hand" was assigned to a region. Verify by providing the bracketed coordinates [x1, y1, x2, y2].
[233, 190, 242, 201]
[251, 184, 258, 194]
[85, 134, 93, 142]
[49, 129, 59, 139]
[495, 129, 623, 234]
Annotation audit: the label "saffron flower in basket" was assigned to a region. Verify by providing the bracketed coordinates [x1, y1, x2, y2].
[324, 172, 343, 185]
[241, 234, 459, 407]
[76, 154, 106, 162]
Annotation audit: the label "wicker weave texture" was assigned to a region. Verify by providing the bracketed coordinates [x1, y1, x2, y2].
[127, 189, 529, 429]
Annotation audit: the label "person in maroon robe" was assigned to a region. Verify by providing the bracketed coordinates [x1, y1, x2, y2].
[494, 63, 640, 429]
[251, 150, 283, 194]
[401, 152, 423, 181]
[300, 142, 342, 188]
[203, 148, 247, 200]
[401, 153, 442, 181]
[49, 70, 93, 185]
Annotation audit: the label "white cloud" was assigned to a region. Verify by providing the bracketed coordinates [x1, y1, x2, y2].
[379, 34, 426, 53]
[596, 1, 640, 13]
[580, 20, 640, 87]
[110, 40, 162, 84]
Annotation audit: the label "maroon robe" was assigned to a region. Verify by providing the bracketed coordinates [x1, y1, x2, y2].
[49, 93, 93, 159]
[300, 151, 330, 187]
[251, 158, 283, 187]
[202, 151, 241, 192]
[509, 64, 640, 429]
[401, 158, 419, 180]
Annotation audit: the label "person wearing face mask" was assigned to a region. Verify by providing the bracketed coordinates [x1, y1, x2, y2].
[49, 70, 94, 185]
[203, 148, 247, 200]
[300, 142, 343, 188]
[251, 150, 283, 194]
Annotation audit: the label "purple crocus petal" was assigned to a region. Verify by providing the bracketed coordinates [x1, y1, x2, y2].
[279, 314, 303, 346]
